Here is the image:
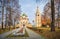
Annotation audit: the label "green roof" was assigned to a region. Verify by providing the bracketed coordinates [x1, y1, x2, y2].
[22, 13, 27, 17]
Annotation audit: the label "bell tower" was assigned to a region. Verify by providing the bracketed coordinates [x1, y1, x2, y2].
[35, 6, 41, 27]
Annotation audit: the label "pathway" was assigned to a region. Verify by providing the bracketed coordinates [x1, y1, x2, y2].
[25, 28, 45, 39]
[0, 28, 46, 39]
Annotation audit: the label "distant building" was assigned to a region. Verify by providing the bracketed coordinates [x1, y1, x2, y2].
[41, 15, 47, 26]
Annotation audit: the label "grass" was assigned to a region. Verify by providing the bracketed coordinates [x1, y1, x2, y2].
[39, 29, 60, 39]
[0, 28, 15, 34]
[0, 28, 10, 34]
[0, 25, 19, 34]
[28, 27, 60, 39]
[6, 29, 29, 38]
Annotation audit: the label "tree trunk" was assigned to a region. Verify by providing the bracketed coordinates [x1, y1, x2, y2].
[5, 8, 8, 29]
[2, 0, 4, 29]
[51, 0, 55, 32]
[58, 0, 60, 29]
[14, 18, 15, 29]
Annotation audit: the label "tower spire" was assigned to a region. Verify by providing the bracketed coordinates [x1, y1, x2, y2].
[36, 6, 40, 13]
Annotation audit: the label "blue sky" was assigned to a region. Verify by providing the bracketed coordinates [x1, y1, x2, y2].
[19, 0, 49, 24]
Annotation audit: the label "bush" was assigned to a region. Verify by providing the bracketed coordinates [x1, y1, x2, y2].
[42, 24, 46, 27]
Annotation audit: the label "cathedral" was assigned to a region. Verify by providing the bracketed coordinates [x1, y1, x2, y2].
[19, 13, 29, 27]
[18, 13, 32, 28]
[35, 6, 41, 27]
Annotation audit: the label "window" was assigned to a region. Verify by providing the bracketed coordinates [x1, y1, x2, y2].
[38, 14, 39, 16]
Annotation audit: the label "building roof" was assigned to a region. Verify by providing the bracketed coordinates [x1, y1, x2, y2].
[21, 13, 27, 17]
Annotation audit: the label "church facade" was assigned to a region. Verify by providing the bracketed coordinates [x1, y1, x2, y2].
[20, 13, 29, 27]
[19, 13, 32, 28]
